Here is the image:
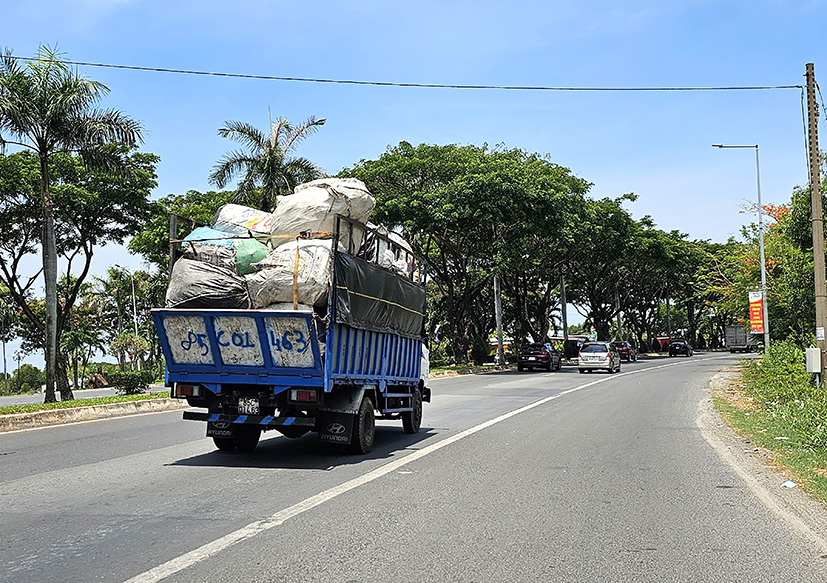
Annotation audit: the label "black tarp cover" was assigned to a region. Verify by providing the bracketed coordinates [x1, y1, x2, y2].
[334, 252, 425, 339]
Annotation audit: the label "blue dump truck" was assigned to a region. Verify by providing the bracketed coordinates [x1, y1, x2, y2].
[152, 216, 430, 454]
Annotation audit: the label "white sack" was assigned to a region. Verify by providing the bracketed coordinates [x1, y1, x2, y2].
[246, 240, 333, 308]
[373, 225, 414, 276]
[213, 204, 274, 240]
[269, 178, 375, 251]
[261, 302, 314, 312]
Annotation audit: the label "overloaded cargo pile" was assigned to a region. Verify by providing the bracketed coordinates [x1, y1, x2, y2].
[165, 178, 416, 327]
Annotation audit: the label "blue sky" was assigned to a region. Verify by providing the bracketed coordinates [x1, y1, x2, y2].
[2, 0, 826, 368]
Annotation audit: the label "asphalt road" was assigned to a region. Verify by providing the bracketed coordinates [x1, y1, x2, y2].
[2, 353, 826, 582]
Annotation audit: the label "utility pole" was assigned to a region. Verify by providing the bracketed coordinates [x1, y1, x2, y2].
[494, 275, 504, 365]
[131, 273, 142, 372]
[806, 63, 827, 380]
[561, 275, 569, 360]
[615, 288, 622, 340]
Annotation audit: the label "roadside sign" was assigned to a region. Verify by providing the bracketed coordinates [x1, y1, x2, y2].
[748, 291, 764, 334]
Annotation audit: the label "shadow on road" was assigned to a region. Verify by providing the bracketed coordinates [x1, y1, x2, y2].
[167, 425, 437, 470]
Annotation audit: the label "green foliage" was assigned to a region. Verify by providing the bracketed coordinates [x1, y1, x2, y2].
[0, 45, 145, 402]
[742, 341, 827, 449]
[209, 115, 326, 212]
[108, 370, 156, 395]
[0, 284, 16, 344]
[109, 331, 150, 368]
[8, 363, 43, 394]
[0, 391, 170, 415]
[342, 141, 591, 361]
[128, 189, 233, 270]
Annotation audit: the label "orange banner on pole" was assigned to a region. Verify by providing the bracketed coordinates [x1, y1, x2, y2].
[749, 291, 764, 334]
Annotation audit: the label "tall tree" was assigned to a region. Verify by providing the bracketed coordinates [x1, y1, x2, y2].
[209, 115, 325, 211]
[566, 196, 638, 340]
[0, 148, 155, 401]
[0, 46, 143, 402]
[342, 142, 590, 361]
[0, 284, 16, 394]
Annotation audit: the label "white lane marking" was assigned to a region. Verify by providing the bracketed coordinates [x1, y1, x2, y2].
[124, 354, 729, 582]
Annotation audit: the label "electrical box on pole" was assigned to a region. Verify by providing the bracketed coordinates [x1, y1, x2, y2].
[806, 63, 827, 382]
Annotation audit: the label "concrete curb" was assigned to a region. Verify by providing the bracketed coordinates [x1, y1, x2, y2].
[0, 398, 189, 432]
[430, 366, 512, 378]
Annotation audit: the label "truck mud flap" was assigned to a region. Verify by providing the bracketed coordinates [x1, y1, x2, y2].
[206, 420, 234, 438]
[319, 410, 354, 445]
[422, 386, 432, 403]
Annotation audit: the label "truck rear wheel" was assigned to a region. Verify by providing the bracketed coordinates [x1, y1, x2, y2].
[278, 426, 310, 439]
[213, 437, 235, 451]
[349, 396, 375, 454]
[234, 426, 261, 452]
[402, 388, 423, 434]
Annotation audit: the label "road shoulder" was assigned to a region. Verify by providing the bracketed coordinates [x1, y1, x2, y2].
[697, 367, 827, 555]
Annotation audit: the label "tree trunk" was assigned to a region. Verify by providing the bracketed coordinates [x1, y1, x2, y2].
[2, 339, 6, 395]
[40, 154, 58, 404]
[595, 318, 611, 341]
[72, 353, 79, 395]
[685, 299, 697, 345]
[57, 352, 74, 401]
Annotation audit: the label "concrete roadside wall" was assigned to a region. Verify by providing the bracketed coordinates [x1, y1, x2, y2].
[0, 398, 189, 432]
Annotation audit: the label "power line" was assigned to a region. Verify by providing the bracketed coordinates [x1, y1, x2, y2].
[10, 55, 803, 92]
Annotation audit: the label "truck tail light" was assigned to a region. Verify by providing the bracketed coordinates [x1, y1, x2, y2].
[290, 389, 317, 403]
[174, 383, 201, 398]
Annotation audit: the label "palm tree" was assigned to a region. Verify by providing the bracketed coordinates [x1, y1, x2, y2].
[209, 115, 326, 211]
[0, 46, 143, 402]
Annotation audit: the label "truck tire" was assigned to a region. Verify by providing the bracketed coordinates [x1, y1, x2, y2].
[213, 437, 235, 451]
[402, 388, 423, 434]
[278, 426, 310, 439]
[234, 426, 261, 452]
[349, 396, 375, 454]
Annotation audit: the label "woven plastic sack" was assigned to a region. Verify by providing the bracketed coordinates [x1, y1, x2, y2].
[212, 204, 274, 241]
[166, 258, 251, 309]
[269, 178, 375, 251]
[246, 239, 333, 308]
[182, 226, 268, 275]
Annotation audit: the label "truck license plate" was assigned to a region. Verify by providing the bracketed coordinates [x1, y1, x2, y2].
[238, 397, 260, 416]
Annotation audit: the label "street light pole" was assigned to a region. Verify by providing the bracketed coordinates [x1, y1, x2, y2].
[13, 349, 22, 394]
[713, 144, 771, 351]
[115, 265, 142, 371]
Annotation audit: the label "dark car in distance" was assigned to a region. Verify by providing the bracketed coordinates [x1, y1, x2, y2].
[610, 341, 638, 362]
[518, 343, 562, 372]
[669, 339, 693, 357]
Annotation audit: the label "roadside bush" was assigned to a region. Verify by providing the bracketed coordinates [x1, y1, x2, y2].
[108, 370, 156, 395]
[742, 340, 827, 450]
[742, 340, 814, 405]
